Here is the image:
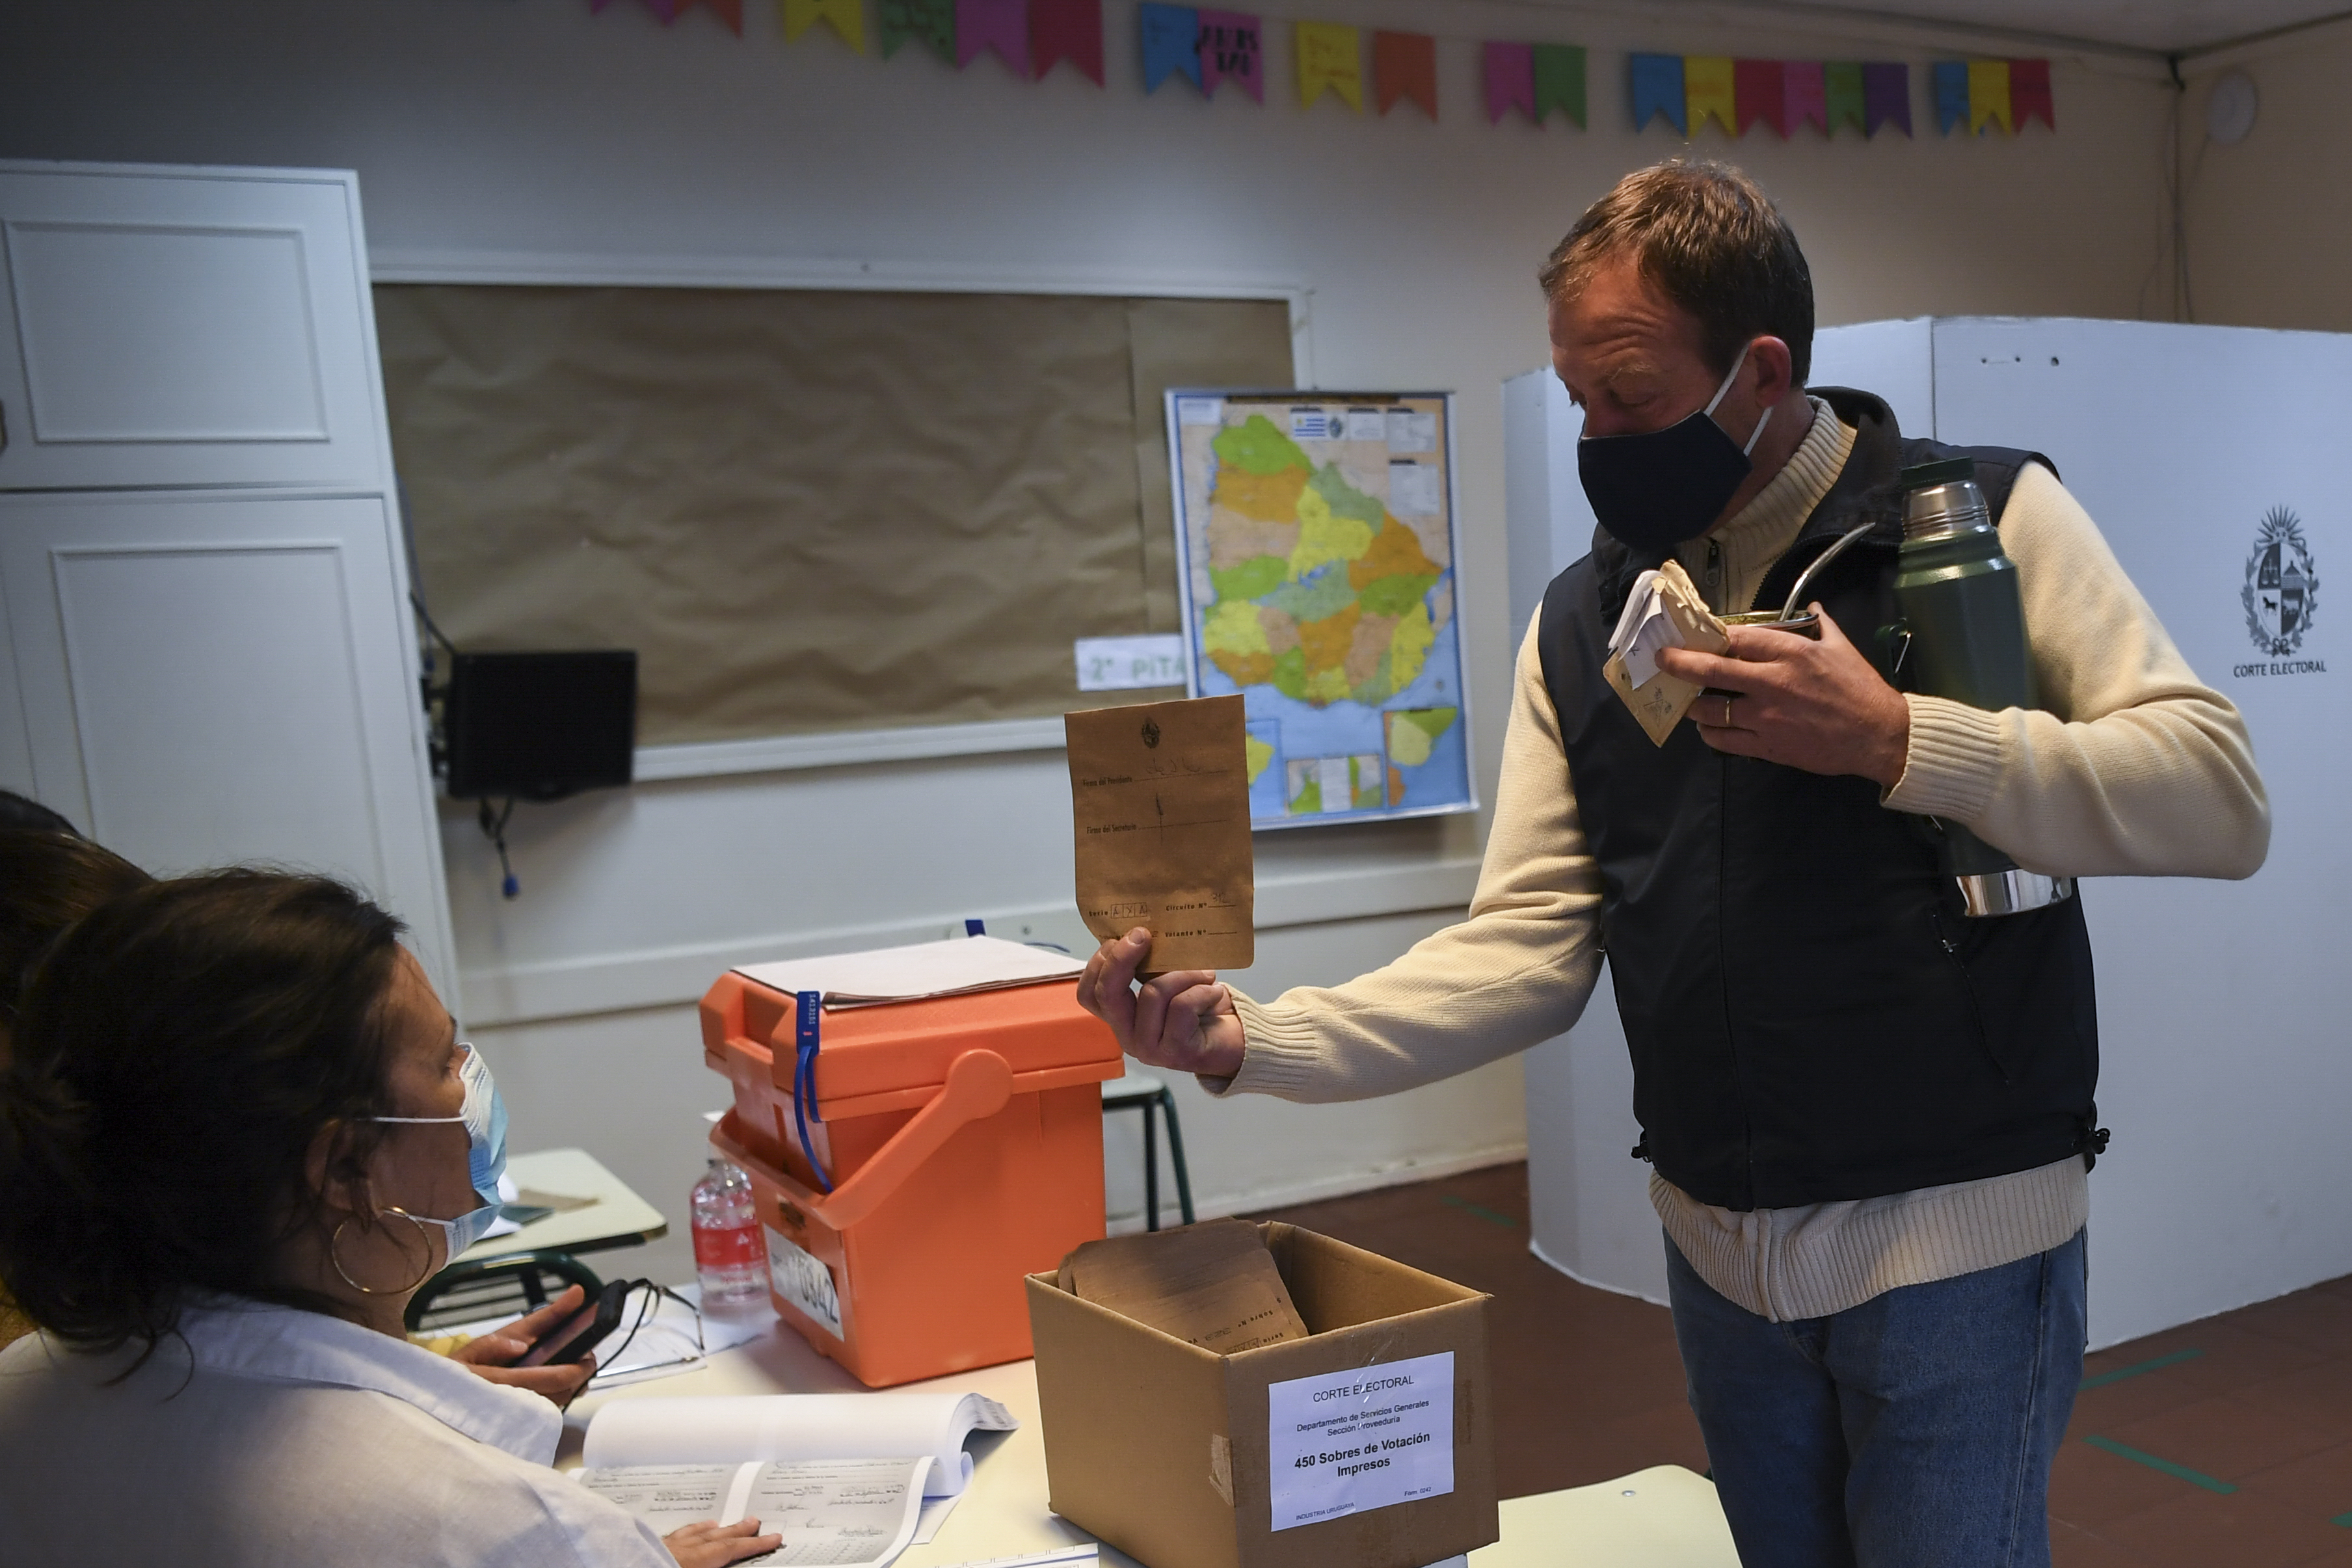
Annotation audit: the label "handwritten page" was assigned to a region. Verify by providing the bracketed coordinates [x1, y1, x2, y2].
[1063, 695, 1253, 972]
[579, 1455, 931, 1566]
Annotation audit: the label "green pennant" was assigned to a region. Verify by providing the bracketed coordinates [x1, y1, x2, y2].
[1531, 43, 1586, 127]
[880, 0, 954, 61]
[1824, 61, 1866, 133]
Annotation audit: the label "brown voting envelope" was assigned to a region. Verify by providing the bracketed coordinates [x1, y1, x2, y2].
[1603, 559, 1731, 747]
[1065, 695, 1254, 972]
[1058, 1218, 1310, 1355]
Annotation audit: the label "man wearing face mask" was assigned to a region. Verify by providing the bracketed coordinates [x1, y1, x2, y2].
[1078, 160, 2269, 1568]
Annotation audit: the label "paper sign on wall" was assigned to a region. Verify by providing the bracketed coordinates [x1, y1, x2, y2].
[1266, 1350, 1454, 1531]
[1075, 634, 1188, 691]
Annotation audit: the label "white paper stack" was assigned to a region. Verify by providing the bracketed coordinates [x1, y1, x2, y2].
[735, 935, 1083, 1011]
[1606, 568, 1690, 689]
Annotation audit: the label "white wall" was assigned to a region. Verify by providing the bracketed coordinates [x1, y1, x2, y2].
[0, 0, 2180, 1284]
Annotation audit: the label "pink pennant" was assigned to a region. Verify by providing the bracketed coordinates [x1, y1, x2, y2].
[1783, 61, 1827, 134]
[1196, 10, 1263, 103]
[957, 0, 1032, 73]
[1483, 41, 1534, 124]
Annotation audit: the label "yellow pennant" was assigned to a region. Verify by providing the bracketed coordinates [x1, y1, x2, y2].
[1968, 59, 2013, 133]
[1685, 56, 1735, 135]
[1296, 21, 1363, 111]
[781, 0, 864, 51]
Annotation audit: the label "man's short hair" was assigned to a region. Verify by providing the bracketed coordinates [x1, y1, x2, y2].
[1539, 160, 1815, 386]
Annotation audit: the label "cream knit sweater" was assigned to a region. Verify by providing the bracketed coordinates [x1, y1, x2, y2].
[1215, 399, 2271, 1322]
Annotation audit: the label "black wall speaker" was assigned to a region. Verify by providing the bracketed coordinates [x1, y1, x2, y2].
[443, 650, 637, 802]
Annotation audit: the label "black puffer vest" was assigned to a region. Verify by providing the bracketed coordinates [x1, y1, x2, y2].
[1536, 388, 2102, 1211]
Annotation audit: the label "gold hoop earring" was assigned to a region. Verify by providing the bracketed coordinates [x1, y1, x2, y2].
[329, 1210, 436, 1296]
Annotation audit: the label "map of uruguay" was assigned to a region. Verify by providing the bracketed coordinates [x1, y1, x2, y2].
[1200, 416, 1445, 708]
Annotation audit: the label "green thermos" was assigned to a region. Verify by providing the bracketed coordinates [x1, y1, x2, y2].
[1893, 458, 2074, 918]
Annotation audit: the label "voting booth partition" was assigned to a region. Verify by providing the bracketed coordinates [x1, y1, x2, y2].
[702, 972, 1123, 1386]
[1505, 318, 2352, 1348]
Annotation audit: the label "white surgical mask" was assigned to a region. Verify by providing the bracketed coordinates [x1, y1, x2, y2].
[371, 1041, 511, 1258]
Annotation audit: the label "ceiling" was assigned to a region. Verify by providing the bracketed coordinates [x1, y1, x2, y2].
[1746, 0, 2352, 55]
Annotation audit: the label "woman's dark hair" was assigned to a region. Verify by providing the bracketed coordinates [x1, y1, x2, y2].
[0, 790, 80, 838]
[0, 833, 151, 1023]
[0, 871, 408, 1353]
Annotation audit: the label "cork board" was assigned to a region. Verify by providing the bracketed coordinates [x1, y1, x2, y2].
[375, 285, 1293, 747]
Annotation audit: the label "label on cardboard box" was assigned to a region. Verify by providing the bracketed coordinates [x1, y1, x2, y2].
[766, 1225, 844, 1338]
[1264, 1350, 1454, 1532]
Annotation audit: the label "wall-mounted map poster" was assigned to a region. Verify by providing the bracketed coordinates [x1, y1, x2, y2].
[1167, 390, 1476, 829]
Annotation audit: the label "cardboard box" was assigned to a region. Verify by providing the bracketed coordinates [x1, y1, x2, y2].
[1027, 1222, 1497, 1568]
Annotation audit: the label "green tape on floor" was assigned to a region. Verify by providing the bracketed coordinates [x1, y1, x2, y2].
[2078, 1347, 2202, 1392]
[2081, 1435, 2237, 1495]
[2332, 1511, 2352, 1529]
[1437, 1195, 1519, 1229]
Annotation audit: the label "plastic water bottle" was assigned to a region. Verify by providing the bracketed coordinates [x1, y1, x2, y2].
[690, 1158, 768, 1312]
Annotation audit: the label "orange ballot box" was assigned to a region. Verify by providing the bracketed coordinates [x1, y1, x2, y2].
[701, 937, 1123, 1387]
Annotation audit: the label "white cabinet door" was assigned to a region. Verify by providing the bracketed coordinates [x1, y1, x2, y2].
[0, 489, 457, 999]
[0, 163, 388, 493]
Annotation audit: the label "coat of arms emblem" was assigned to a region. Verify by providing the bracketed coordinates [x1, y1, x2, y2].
[2243, 507, 2320, 657]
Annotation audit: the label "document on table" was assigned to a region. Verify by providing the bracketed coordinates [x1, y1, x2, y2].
[1063, 694, 1254, 972]
[581, 1391, 1017, 1498]
[580, 1456, 931, 1566]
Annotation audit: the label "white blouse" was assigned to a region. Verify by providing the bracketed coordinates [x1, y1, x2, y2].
[0, 1298, 673, 1567]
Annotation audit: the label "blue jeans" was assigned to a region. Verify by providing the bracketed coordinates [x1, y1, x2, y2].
[1664, 1229, 2087, 1568]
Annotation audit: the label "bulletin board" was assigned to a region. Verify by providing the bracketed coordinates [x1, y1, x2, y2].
[373, 285, 1294, 749]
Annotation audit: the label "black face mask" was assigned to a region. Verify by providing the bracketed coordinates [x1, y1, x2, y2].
[1576, 343, 1773, 556]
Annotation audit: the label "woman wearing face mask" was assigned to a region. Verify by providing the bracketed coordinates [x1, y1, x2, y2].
[0, 871, 779, 1568]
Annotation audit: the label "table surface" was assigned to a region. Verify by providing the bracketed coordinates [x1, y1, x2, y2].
[455, 1147, 669, 1268]
[560, 1316, 1739, 1568]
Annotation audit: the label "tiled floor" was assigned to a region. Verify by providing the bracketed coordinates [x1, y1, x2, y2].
[1245, 1162, 2352, 1565]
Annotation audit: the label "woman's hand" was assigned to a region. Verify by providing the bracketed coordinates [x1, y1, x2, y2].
[448, 1284, 597, 1409]
[665, 1519, 784, 1567]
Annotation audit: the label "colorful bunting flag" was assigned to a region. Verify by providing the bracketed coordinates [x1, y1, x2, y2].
[1296, 21, 1361, 110]
[1824, 62, 1865, 133]
[1137, 1, 1200, 90]
[1932, 60, 1968, 133]
[1863, 61, 1911, 135]
[1197, 11, 1262, 101]
[1532, 43, 1586, 128]
[1685, 56, 1734, 135]
[571, 3, 2051, 152]
[1734, 58, 1785, 136]
[1784, 61, 1826, 135]
[957, 0, 1029, 73]
[2010, 59, 2054, 129]
[781, 0, 864, 49]
[1968, 59, 2012, 133]
[1629, 53, 1685, 134]
[1372, 31, 1436, 119]
[1031, 0, 1102, 83]
[1484, 42, 1534, 123]
[881, 0, 954, 59]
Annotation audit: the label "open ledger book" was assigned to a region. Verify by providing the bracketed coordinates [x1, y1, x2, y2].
[578, 1392, 1018, 1565]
